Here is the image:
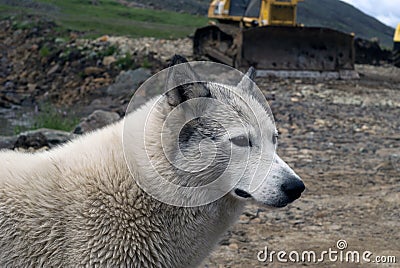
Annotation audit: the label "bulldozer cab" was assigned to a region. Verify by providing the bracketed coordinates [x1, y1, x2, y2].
[394, 23, 400, 47]
[209, 0, 299, 27]
[229, 0, 261, 18]
[393, 23, 400, 67]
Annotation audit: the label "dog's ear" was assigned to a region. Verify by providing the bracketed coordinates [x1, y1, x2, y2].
[165, 55, 210, 107]
[237, 66, 256, 90]
[245, 66, 256, 80]
[169, 54, 188, 66]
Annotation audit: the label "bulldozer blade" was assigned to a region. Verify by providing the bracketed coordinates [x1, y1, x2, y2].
[194, 25, 355, 73]
[239, 26, 355, 71]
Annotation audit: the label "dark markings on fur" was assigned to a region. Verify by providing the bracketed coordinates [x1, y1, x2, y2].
[167, 82, 211, 107]
[165, 55, 210, 107]
[176, 117, 229, 187]
[169, 54, 188, 66]
[179, 117, 222, 145]
[178, 120, 196, 144]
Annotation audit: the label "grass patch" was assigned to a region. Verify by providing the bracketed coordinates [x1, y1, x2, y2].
[32, 0, 208, 38]
[39, 45, 51, 57]
[14, 104, 80, 134]
[115, 52, 135, 69]
[141, 58, 152, 68]
[0, 4, 19, 14]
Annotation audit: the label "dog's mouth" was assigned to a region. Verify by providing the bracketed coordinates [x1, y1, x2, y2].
[234, 188, 252, 199]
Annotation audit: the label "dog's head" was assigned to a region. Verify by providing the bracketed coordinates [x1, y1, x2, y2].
[125, 55, 304, 207]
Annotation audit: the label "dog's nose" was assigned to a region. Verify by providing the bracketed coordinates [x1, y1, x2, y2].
[281, 179, 305, 200]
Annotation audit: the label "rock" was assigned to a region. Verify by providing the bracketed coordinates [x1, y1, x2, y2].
[13, 129, 76, 149]
[27, 83, 37, 91]
[47, 64, 60, 75]
[0, 99, 12, 109]
[3, 92, 22, 105]
[250, 217, 262, 224]
[106, 68, 152, 97]
[0, 135, 18, 149]
[14, 131, 49, 149]
[103, 56, 116, 66]
[238, 214, 250, 224]
[73, 110, 120, 134]
[329, 224, 342, 231]
[228, 243, 239, 251]
[84, 66, 104, 76]
[97, 35, 109, 42]
[107, 36, 192, 62]
[4, 81, 15, 90]
[39, 129, 76, 147]
[54, 38, 66, 44]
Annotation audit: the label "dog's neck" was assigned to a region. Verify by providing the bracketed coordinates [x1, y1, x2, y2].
[120, 97, 245, 266]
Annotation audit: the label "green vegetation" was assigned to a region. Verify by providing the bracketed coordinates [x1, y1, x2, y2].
[0, 4, 18, 15]
[39, 46, 51, 57]
[141, 58, 152, 69]
[98, 45, 118, 58]
[115, 52, 135, 69]
[11, 19, 35, 30]
[14, 104, 80, 135]
[1, 0, 207, 39]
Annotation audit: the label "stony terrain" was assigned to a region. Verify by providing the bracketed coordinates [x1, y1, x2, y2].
[0, 16, 189, 135]
[1, 15, 399, 267]
[0, 16, 172, 110]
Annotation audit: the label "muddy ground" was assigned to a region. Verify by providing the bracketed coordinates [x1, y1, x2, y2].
[203, 65, 400, 267]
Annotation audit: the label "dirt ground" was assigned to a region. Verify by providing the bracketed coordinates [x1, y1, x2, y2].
[203, 65, 400, 267]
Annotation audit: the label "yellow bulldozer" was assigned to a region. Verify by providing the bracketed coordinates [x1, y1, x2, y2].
[194, 0, 356, 78]
[393, 23, 400, 67]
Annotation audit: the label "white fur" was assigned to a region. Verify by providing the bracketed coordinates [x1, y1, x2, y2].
[0, 102, 244, 267]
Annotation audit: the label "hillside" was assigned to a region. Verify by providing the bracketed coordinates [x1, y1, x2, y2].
[0, 0, 207, 39]
[297, 0, 394, 48]
[126, 0, 395, 48]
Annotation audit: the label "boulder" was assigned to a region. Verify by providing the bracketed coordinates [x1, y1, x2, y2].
[0, 135, 18, 150]
[0, 128, 76, 150]
[73, 110, 120, 134]
[106, 68, 151, 97]
[14, 131, 49, 149]
[18, 128, 76, 149]
[84, 66, 104, 76]
[103, 56, 116, 66]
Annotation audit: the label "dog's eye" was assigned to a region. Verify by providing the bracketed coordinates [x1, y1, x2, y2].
[272, 133, 278, 145]
[230, 135, 252, 147]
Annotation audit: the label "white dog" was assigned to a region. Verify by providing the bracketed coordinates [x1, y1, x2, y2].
[0, 55, 304, 267]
